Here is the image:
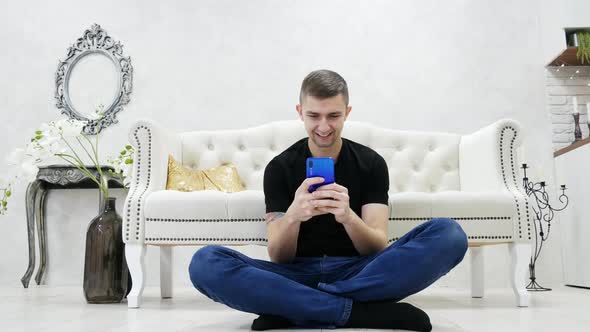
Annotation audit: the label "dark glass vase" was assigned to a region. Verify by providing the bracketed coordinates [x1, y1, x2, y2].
[83, 197, 129, 303]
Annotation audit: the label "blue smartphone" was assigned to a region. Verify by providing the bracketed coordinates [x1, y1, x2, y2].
[306, 157, 335, 192]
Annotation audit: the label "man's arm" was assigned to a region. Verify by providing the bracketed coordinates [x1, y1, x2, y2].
[345, 153, 390, 255]
[342, 203, 389, 255]
[264, 176, 326, 263]
[312, 153, 390, 256]
[312, 187, 390, 256]
[265, 212, 301, 263]
[263, 159, 300, 264]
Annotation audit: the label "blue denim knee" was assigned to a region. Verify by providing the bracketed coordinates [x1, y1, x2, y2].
[188, 245, 224, 291]
[430, 217, 468, 261]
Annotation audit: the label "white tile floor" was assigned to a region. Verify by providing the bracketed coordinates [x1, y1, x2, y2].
[2, 285, 589, 332]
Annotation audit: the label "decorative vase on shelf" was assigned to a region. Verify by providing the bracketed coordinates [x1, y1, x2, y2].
[83, 196, 129, 303]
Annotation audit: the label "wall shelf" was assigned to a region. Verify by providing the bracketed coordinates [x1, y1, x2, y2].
[547, 47, 589, 67]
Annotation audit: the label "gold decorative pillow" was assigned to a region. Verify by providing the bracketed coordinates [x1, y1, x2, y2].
[166, 155, 245, 192]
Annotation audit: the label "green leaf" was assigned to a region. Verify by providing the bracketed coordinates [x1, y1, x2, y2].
[35, 130, 42, 135]
[125, 145, 132, 150]
[125, 159, 133, 164]
[6, 191, 11, 197]
[120, 150, 126, 155]
[575, 31, 590, 62]
[35, 135, 42, 140]
[2, 201, 7, 207]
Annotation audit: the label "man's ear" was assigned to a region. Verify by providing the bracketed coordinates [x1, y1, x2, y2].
[296, 104, 303, 120]
[345, 106, 352, 120]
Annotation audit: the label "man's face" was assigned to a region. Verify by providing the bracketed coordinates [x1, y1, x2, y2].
[296, 94, 352, 149]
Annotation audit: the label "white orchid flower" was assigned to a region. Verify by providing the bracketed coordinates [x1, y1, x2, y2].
[26, 143, 50, 162]
[88, 109, 106, 121]
[39, 136, 65, 154]
[1, 112, 116, 215]
[52, 119, 86, 138]
[88, 104, 106, 120]
[40, 122, 60, 138]
[16, 161, 39, 182]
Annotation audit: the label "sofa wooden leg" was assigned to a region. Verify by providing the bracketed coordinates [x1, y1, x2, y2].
[160, 246, 173, 299]
[508, 242, 531, 307]
[126, 243, 146, 308]
[470, 246, 484, 298]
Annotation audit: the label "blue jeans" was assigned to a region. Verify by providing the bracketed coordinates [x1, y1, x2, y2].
[188, 217, 468, 329]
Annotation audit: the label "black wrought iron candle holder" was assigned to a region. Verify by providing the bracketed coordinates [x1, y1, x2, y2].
[573, 113, 582, 141]
[521, 163, 569, 291]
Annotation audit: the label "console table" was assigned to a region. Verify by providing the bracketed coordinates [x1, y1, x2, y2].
[22, 165, 125, 288]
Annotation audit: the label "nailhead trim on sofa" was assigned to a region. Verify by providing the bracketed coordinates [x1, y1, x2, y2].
[500, 126, 531, 241]
[143, 235, 512, 244]
[146, 217, 266, 223]
[145, 216, 510, 223]
[125, 125, 152, 242]
[389, 216, 511, 221]
[387, 235, 512, 243]
[145, 237, 268, 242]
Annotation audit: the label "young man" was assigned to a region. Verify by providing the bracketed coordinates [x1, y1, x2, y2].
[189, 70, 468, 331]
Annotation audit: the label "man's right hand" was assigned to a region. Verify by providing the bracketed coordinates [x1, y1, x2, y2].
[285, 177, 328, 223]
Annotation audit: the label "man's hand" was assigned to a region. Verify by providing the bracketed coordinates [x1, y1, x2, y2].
[311, 183, 353, 225]
[284, 177, 330, 223]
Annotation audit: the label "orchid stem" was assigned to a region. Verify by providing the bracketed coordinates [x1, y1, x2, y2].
[60, 135, 108, 198]
[76, 136, 99, 170]
[55, 154, 101, 187]
[82, 133, 107, 199]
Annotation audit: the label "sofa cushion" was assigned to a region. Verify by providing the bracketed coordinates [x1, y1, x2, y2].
[388, 191, 516, 242]
[143, 190, 266, 244]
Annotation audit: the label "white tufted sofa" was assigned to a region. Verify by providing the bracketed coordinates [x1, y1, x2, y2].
[123, 118, 533, 309]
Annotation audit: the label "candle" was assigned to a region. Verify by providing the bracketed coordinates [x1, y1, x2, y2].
[573, 96, 579, 114]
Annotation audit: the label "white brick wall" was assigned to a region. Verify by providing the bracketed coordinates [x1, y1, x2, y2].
[546, 66, 590, 150]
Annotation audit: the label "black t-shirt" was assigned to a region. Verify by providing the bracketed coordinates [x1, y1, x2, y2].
[263, 137, 389, 257]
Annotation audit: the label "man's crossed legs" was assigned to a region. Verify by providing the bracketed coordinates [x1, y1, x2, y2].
[189, 217, 468, 330]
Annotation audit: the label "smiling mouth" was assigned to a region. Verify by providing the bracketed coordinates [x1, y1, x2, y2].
[316, 132, 333, 138]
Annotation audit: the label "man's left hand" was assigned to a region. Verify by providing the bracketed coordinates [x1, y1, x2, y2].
[310, 183, 353, 225]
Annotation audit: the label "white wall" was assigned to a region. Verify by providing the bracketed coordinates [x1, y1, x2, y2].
[0, 0, 579, 295]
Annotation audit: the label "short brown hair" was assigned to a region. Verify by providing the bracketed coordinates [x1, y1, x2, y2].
[299, 69, 349, 106]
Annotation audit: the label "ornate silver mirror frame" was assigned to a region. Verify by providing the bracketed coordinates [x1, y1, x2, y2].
[55, 24, 133, 135]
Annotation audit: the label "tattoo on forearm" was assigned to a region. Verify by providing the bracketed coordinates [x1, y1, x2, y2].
[266, 212, 286, 223]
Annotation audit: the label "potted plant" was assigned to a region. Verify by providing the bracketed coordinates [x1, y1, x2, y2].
[565, 28, 590, 64]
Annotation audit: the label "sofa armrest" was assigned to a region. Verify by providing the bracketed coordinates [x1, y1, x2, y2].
[459, 119, 523, 192]
[123, 119, 181, 244]
[459, 119, 532, 242]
